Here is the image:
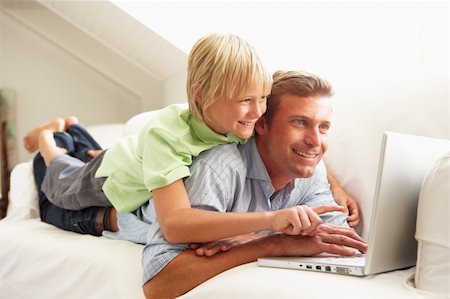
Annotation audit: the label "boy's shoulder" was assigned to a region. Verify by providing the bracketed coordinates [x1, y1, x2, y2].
[139, 104, 191, 135]
[130, 104, 190, 134]
[151, 104, 190, 122]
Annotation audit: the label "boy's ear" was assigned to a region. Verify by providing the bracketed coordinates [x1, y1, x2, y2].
[255, 116, 268, 135]
[192, 83, 202, 103]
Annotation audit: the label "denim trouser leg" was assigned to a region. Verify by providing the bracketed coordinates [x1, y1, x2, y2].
[66, 124, 102, 162]
[33, 127, 104, 235]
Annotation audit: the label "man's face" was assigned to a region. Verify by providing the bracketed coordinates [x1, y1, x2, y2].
[255, 94, 332, 188]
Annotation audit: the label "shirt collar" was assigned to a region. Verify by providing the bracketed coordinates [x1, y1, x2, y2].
[241, 137, 296, 193]
[189, 115, 247, 144]
[241, 138, 271, 182]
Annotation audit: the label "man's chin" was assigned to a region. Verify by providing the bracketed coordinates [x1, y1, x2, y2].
[295, 166, 316, 178]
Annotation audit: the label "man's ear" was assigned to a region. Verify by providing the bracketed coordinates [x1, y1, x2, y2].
[192, 83, 202, 104]
[255, 117, 268, 135]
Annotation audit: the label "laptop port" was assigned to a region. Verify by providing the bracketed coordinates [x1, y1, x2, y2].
[315, 266, 322, 270]
[306, 265, 312, 269]
[325, 266, 331, 272]
[336, 267, 350, 274]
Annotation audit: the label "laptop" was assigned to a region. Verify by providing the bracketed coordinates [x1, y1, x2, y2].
[257, 131, 450, 276]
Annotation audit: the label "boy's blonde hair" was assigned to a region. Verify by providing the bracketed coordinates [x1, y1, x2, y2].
[187, 33, 272, 121]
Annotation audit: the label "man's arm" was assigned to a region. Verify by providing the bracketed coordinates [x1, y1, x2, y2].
[143, 224, 367, 299]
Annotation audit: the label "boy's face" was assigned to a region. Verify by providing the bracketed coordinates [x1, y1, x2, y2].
[255, 94, 332, 186]
[203, 82, 267, 139]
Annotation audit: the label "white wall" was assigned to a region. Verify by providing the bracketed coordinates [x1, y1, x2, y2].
[0, 6, 164, 163]
[162, 68, 187, 106]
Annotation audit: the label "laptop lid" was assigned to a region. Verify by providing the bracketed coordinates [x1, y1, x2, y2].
[364, 131, 449, 274]
[258, 132, 449, 276]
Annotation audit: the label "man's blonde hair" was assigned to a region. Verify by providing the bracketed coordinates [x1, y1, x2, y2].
[186, 33, 272, 121]
[263, 70, 334, 124]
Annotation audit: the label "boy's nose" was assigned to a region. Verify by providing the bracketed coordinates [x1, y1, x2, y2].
[250, 101, 265, 118]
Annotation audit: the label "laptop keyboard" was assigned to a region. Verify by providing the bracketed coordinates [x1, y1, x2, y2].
[322, 254, 366, 266]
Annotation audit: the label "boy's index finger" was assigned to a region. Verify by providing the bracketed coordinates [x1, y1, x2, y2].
[312, 205, 345, 215]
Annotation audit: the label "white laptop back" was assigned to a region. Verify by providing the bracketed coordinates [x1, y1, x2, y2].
[258, 132, 450, 276]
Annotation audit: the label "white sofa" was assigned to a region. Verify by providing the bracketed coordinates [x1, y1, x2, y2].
[0, 108, 447, 299]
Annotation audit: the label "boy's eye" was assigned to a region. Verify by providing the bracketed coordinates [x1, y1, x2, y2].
[259, 96, 267, 103]
[239, 98, 252, 104]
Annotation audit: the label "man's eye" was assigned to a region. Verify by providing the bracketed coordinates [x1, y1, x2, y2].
[292, 120, 306, 126]
[319, 124, 330, 132]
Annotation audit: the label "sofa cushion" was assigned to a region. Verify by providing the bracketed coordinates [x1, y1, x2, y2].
[414, 152, 450, 296]
[6, 161, 39, 220]
[123, 111, 158, 136]
[87, 123, 125, 149]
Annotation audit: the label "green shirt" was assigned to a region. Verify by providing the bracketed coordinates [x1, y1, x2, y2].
[95, 104, 246, 213]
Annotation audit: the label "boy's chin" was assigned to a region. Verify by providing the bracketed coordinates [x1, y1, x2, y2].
[234, 130, 254, 139]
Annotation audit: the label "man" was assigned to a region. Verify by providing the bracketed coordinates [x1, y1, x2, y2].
[138, 70, 367, 298]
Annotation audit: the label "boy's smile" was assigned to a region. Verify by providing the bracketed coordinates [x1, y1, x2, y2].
[204, 82, 267, 139]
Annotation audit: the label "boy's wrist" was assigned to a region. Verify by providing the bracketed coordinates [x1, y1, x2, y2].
[262, 210, 275, 232]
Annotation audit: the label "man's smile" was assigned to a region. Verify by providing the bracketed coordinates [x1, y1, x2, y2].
[292, 149, 319, 158]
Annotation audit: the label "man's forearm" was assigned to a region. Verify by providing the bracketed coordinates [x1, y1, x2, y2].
[143, 225, 367, 299]
[143, 239, 272, 299]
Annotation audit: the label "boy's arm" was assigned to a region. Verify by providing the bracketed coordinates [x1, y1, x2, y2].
[152, 180, 343, 243]
[143, 223, 367, 299]
[152, 180, 270, 243]
[326, 170, 360, 227]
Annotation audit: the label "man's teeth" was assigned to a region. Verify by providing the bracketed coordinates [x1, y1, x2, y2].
[293, 150, 317, 158]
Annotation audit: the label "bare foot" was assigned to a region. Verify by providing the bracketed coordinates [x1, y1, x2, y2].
[64, 116, 79, 130]
[23, 118, 65, 153]
[39, 130, 67, 166]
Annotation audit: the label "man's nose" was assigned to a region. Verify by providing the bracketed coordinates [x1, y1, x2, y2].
[304, 127, 321, 147]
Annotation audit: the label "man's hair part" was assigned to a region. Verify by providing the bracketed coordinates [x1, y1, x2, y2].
[263, 70, 334, 124]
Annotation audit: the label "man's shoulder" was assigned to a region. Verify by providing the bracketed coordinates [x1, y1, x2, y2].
[194, 143, 243, 166]
[189, 142, 250, 178]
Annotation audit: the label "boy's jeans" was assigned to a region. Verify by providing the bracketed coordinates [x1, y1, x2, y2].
[33, 124, 105, 235]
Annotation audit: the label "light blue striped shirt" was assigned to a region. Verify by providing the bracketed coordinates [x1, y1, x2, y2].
[115, 137, 348, 285]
